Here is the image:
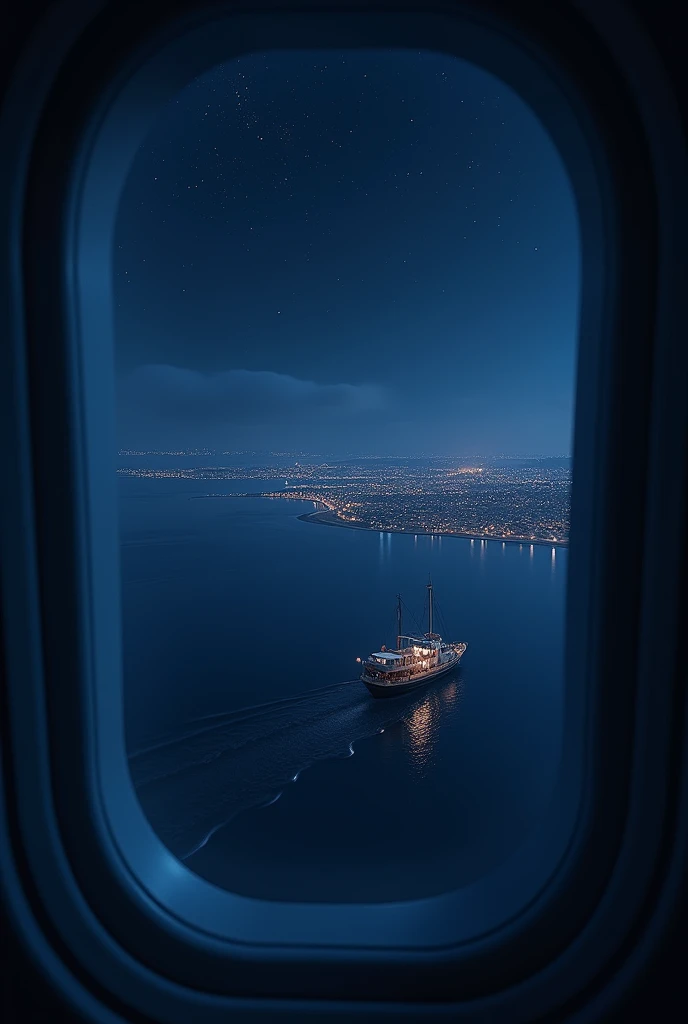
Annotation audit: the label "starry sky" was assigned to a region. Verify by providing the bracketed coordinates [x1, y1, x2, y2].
[114, 48, 579, 456]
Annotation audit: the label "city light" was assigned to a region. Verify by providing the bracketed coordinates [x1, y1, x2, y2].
[117, 455, 571, 546]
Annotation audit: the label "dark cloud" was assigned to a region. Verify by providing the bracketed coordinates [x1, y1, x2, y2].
[117, 364, 389, 448]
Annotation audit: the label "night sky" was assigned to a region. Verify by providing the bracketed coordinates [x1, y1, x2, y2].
[114, 49, 579, 456]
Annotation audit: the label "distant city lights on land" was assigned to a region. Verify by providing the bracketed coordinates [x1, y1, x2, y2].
[117, 454, 571, 546]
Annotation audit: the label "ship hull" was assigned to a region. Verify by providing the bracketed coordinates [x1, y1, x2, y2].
[361, 656, 461, 699]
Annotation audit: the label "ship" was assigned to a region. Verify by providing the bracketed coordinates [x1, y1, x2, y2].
[359, 578, 467, 698]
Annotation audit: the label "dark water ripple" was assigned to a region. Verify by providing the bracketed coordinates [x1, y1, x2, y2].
[129, 677, 463, 860]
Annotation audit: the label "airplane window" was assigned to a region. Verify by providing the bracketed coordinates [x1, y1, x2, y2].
[3, 0, 685, 1019]
[114, 49, 579, 902]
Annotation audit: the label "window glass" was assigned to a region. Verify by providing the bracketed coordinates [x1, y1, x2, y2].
[116, 49, 578, 902]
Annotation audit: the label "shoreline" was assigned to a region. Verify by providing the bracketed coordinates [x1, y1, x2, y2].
[197, 491, 568, 548]
[296, 509, 569, 549]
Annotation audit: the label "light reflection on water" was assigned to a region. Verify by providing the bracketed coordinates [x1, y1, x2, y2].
[407, 698, 434, 772]
[405, 679, 462, 776]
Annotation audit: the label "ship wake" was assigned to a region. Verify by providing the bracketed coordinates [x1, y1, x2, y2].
[128, 680, 454, 860]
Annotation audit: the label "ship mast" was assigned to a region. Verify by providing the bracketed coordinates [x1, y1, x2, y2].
[396, 594, 403, 650]
[427, 576, 434, 636]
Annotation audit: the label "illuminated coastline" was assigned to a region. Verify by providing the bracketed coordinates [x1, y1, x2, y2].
[294, 506, 569, 549]
[118, 455, 570, 547]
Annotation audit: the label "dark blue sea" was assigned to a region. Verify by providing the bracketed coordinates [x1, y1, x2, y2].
[121, 476, 565, 903]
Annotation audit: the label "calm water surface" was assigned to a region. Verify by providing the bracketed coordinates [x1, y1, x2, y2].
[121, 476, 565, 902]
